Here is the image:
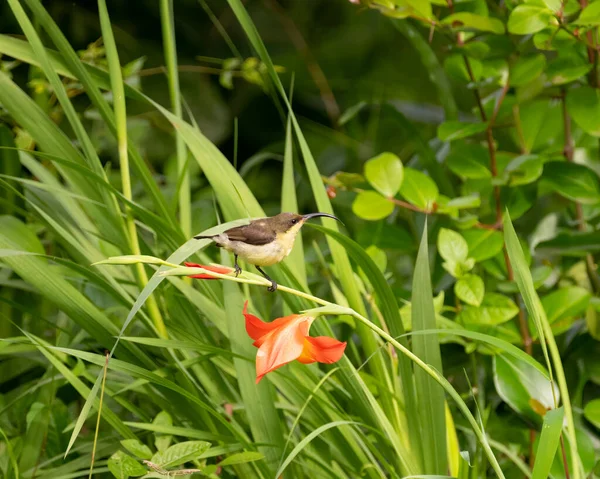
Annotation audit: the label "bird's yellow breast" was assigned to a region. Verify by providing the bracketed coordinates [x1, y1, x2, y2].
[226, 222, 304, 267]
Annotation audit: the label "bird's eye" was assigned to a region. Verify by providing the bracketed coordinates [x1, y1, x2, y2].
[291, 219, 298, 225]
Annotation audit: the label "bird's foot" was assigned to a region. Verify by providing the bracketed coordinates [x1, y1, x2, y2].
[234, 264, 242, 277]
[267, 281, 278, 292]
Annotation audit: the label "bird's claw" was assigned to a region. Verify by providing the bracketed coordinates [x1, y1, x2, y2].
[267, 281, 277, 292]
[234, 264, 242, 277]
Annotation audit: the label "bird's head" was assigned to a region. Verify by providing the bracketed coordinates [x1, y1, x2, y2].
[270, 212, 342, 235]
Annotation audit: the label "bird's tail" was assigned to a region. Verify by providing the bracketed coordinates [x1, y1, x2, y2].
[194, 234, 216, 240]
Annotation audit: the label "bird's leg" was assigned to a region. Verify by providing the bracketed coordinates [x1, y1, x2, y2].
[255, 266, 277, 292]
[233, 254, 242, 277]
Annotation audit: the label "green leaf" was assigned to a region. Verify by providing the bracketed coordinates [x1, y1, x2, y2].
[531, 407, 565, 479]
[352, 191, 395, 220]
[462, 229, 504, 262]
[441, 12, 505, 34]
[583, 399, 600, 428]
[511, 54, 547, 87]
[455, 274, 485, 307]
[438, 228, 469, 264]
[153, 411, 173, 452]
[364, 152, 404, 197]
[508, 5, 554, 35]
[107, 451, 147, 479]
[400, 168, 439, 210]
[437, 121, 487, 141]
[542, 286, 590, 324]
[566, 86, 600, 136]
[542, 161, 600, 204]
[493, 354, 557, 423]
[546, 57, 592, 85]
[120, 439, 153, 460]
[151, 440, 211, 468]
[504, 214, 581, 475]
[446, 143, 491, 179]
[504, 154, 543, 186]
[218, 451, 265, 467]
[412, 223, 447, 474]
[459, 293, 519, 325]
[573, 1, 600, 25]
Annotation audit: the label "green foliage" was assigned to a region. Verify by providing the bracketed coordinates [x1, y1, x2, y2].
[1, 0, 599, 477]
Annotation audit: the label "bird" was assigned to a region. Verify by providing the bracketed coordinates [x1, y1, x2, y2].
[194, 212, 341, 291]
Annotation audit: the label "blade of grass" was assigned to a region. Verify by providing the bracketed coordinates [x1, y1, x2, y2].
[160, 0, 190, 238]
[97, 0, 166, 338]
[411, 223, 446, 473]
[503, 214, 581, 479]
[531, 407, 564, 479]
[88, 351, 109, 479]
[221, 250, 281, 477]
[281, 116, 307, 287]
[18, 0, 174, 226]
[275, 421, 359, 478]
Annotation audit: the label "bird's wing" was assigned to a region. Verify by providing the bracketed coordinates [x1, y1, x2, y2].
[224, 224, 276, 245]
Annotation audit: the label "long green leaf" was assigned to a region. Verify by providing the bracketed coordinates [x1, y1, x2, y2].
[531, 407, 564, 479]
[503, 214, 581, 479]
[222, 251, 280, 477]
[411, 223, 446, 473]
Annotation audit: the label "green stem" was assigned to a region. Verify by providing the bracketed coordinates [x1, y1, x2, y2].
[160, 0, 191, 238]
[98, 0, 167, 338]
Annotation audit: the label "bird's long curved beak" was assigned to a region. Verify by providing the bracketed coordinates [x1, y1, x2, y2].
[302, 212, 343, 224]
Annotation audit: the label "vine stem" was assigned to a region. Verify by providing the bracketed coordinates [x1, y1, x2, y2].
[159, 264, 507, 479]
[462, 56, 533, 355]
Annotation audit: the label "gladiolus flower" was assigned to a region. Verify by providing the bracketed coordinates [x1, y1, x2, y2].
[242, 301, 346, 383]
[184, 262, 233, 279]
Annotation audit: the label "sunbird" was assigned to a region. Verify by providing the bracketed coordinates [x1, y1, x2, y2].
[195, 212, 341, 291]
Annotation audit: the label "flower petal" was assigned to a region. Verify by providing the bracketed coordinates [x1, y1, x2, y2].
[243, 301, 303, 347]
[297, 336, 347, 365]
[255, 316, 313, 383]
[184, 262, 232, 279]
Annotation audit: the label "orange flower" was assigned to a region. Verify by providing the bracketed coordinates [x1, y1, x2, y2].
[184, 262, 232, 279]
[242, 301, 346, 383]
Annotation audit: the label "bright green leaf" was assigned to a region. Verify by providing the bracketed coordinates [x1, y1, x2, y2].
[400, 168, 439, 210]
[573, 1, 600, 25]
[511, 54, 547, 87]
[508, 5, 554, 35]
[455, 274, 485, 307]
[441, 12, 505, 34]
[566, 86, 600, 136]
[121, 439, 153, 460]
[352, 191, 395, 220]
[583, 399, 600, 428]
[218, 451, 264, 467]
[437, 121, 487, 141]
[364, 152, 404, 197]
[438, 228, 469, 264]
[459, 293, 519, 325]
[447, 143, 491, 179]
[151, 440, 211, 468]
[107, 451, 147, 479]
[462, 229, 504, 262]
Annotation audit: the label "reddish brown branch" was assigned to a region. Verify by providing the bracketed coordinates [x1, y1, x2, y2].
[263, 0, 341, 125]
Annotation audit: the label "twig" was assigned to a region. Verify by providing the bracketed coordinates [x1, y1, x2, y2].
[262, 0, 341, 125]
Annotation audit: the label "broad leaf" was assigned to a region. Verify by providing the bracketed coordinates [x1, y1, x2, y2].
[437, 121, 487, 141]
[455, 274, 485, 307]
[352, 191, 394, 220]
[107, 451, 147, 479]
[364, 152, 404, 197]
[566, 86, 600, 136]
[542, 161, 600, 204]
[400, 168, 439, 210]
[508, 5, 554, 35]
